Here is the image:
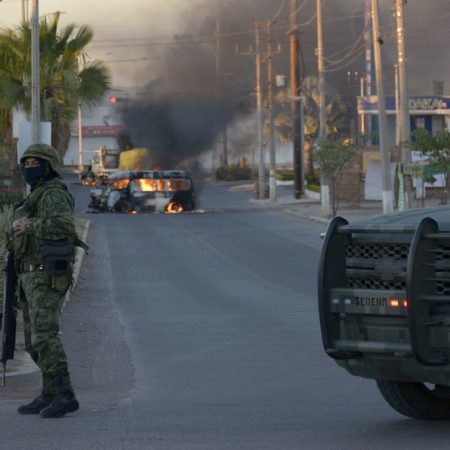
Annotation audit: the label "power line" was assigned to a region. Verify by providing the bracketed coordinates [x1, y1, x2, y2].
[290, 0, 310, 18]
[90, 12, 369, 49]
[324, 45, 366, 73]
[270, 0, 287, 23]
[324, 29, 365, 64]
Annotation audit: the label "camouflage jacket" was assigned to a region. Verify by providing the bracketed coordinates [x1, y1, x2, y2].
[8, 178, 76, 264]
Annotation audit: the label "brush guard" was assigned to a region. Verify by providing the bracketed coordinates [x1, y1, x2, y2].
[318, 216, 450, 369]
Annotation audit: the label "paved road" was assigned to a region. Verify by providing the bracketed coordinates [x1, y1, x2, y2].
[2, 179, 450, 449]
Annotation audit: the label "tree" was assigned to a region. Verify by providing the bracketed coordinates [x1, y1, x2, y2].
[269, 76, 349, 179]
[0, 12, 112, 158]
[409, 128, 450, 204]
[314, 137, 359, 216]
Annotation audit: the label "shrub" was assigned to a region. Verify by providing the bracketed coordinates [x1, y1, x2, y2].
[276, 169, 294, 181]
[0, 191, 24, 208]
[306, 183, 320, 193]
[216, 165, 252, 181]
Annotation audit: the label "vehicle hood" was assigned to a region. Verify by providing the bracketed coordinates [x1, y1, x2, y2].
[348, 205, 450, 231]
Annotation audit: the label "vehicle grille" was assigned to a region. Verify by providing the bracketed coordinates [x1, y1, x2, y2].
[345, 243, 410, 290]
[435, 244, 450, 295]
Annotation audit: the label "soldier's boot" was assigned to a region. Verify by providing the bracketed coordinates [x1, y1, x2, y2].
[39, 374, 79, 419]
[17, 374, 55, 415]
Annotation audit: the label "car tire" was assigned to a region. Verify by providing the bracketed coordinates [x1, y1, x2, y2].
[376, 380, 450, 420]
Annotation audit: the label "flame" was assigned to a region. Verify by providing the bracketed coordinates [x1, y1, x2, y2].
[135, 179, 157, 192]
[166, 179, 191, 192]
[157, 179, 165, 191]
[113, 179, 130, 190]
[82, 179, 97, 186]
[166, 201, 184, 214]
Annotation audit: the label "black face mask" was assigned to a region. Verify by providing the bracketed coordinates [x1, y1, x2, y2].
[22, 163, 47, 185]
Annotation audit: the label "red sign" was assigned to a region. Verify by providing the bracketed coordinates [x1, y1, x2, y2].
[82, 125, 124, 137]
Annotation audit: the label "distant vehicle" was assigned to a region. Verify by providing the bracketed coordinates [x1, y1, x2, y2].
[82, 147, 121, 185]
[319, 206, 450, 420]
[87, 170, 196, 213]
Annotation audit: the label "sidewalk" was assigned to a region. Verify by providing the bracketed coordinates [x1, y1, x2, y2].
[236, 181, 450, 225]
[240, 183, 384, 224]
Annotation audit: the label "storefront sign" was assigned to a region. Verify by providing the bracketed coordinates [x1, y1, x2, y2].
[82, 125, 124, 137]
[408, 97, 448, 110]
[358, 96, 450, 113]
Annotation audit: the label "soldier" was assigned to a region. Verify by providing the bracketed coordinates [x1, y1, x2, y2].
[7, 144, 79, 418]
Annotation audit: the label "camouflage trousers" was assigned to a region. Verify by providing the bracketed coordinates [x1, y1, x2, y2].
[19, 271, 71, 394]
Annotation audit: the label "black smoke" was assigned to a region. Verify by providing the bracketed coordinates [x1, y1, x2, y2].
[119, 0, 450, 167]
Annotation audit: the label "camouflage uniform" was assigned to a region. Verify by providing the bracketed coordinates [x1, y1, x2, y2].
[8, 144, 79, 418]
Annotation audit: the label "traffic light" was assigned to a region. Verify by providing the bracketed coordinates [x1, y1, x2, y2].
[109, 95, 128, 105]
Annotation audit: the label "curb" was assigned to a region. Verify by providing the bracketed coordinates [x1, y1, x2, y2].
[282, 205, 330, 224]
[309, 215, 331, 224]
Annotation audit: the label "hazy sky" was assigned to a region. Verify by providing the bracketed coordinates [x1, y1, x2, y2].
[0, 0, 185, 33]
[0, 0, 449, 93]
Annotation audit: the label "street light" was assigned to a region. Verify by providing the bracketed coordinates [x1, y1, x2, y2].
[31, 0, 40, 144]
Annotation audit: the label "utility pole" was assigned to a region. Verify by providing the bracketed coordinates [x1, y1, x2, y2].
[394, 64, 401, 145]
[359, 77, 365, 136]
[21, 0, 25, 22]
[395, 0, 412, 209]
[31, 0, 40, 144]
[290, 0, 304, 199]
[266, 19, 279, 202]
[316, 0, 329, 215]
[364, 0, 373, 144]
[21, 0, 29, 22]
[78, 105, 83, 175]
[236, 23, 265, 199]
[255, 21, 265, 199]
[371, 0, 393, 213]
[215, 19, 220, 169]
[215, 19, 228, 170]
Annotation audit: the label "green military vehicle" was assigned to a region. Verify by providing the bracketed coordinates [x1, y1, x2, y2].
[319, 206, 450, 419]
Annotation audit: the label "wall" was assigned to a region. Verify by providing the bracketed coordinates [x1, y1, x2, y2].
[335, 149, 363, 204]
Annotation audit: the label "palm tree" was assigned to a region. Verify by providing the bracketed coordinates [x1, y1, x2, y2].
[270, 76, 349, 178]
[0, 12, 111, 158]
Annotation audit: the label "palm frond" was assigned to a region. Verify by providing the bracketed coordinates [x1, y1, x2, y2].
[79, 61, 112, 106]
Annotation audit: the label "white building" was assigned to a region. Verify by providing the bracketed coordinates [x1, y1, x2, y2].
[64, 92, 125, 167]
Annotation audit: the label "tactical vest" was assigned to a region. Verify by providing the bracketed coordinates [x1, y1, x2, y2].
[11, 179, 87, 265]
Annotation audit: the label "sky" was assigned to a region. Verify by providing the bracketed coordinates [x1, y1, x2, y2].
[2, 0, 448, 166]
[1, 0, 449, 94]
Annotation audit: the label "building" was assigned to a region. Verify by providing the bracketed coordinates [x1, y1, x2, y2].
[357, 95, 450, 145]
[64, 92, 125, 167]
[357, 95, 450, 201]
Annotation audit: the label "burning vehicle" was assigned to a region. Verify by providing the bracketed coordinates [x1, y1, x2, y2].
[86, 170, 196, 213]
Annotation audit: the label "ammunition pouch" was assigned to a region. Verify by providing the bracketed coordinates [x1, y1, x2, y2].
[39, 239, 75, 276]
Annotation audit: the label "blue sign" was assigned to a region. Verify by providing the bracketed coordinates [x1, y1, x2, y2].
[358, 96, 450, 113]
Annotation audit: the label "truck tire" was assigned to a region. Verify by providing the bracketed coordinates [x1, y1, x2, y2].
[377, 380, 450, 420]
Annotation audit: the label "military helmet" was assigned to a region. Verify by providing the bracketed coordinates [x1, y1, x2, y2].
[20, 144, 62, 174]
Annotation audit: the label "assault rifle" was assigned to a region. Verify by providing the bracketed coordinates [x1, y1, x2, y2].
[1, 251, 17, 385]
